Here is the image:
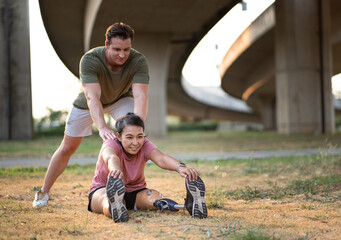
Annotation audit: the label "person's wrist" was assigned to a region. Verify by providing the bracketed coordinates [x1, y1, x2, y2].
[176, 162, 186, 173]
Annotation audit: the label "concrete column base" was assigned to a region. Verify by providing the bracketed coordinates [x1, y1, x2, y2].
[256, 96, 276, 131]
[0, 0, 33, 140]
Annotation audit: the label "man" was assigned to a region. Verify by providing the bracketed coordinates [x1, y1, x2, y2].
[33, 22, 149, 207]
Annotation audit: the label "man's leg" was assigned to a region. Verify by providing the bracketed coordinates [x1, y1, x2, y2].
[42, 106, 93, 192]
[42, 135, 83, 192]
[33, 106, 93, 207]
[33, 135, 83, 207]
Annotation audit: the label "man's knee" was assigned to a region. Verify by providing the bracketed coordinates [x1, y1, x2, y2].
[59, 136, 83, 156]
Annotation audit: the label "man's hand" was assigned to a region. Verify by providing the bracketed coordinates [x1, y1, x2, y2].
[99, 126, 115, 140]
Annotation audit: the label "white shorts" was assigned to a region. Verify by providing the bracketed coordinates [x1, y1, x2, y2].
[65, 97, 134, 137]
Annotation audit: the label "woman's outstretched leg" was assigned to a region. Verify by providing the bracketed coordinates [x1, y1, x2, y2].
[90, 188, 111, 218]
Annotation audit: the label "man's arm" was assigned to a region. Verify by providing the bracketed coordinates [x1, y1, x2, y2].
[132, 83, 149, 122]
[83, 83, 115, 140]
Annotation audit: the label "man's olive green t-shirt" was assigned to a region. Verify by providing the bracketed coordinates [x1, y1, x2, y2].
[73, 47, 149, 109]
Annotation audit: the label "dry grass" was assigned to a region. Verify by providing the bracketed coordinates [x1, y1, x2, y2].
[1, 154, 340, 240]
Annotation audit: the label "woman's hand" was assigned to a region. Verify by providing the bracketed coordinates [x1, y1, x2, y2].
[108, 169, 124, 180]
[178, 166, 200, 182]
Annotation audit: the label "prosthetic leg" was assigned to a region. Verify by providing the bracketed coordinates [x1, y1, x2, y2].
[153, 176, 207, 218]
[153, 198, 185, 211]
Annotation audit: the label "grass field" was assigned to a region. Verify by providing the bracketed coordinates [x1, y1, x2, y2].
[0, 155, 340, 239]
[1, 130, 341, 159]
[0, 130, 340, 239]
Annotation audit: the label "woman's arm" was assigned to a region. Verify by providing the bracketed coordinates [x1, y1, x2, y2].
[102, 146, 123, 179]
[149, 148, 199, 181]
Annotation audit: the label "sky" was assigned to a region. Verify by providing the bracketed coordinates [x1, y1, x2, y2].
[29, 0, 80, 119]
[29, 0, 341, 119]
[183, 0, 275, 86]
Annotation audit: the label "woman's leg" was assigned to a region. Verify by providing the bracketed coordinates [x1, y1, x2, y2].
[90, 188, 111, 218]
[135, 189, 163, 210]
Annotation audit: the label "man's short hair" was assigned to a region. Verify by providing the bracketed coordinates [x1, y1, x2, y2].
[105, 22, 134, 44]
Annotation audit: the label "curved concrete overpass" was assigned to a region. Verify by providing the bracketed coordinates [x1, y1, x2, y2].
[219, 0, 341, 134]
[38, 0, 261, 137]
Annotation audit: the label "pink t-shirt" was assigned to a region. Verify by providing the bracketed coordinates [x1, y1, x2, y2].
[89, 138, 157, 193]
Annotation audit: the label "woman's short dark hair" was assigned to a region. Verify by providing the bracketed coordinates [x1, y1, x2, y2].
[115, 112, 144, 136]
[105, 22, 134, 44]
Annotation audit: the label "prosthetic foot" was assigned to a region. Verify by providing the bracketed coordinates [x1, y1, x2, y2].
[185, 176, 208, 218]
[106, 176, 129, 223]
[153, 198, 182, 212]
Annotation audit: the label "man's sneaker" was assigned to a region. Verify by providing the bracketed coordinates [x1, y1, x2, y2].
[153, 198, 179, 212]
[106, 176, 129, 223]
[33, 190, 49, 207]
[185, 176, 208, 218]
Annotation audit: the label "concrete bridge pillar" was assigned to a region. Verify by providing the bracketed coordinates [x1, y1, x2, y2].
[133, 33, 171, 138]
[0, 0, 33, 140]
[256, 95, 276, 130]
[275, 0, 335, 134]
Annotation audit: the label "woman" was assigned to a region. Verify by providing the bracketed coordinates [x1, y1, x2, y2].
[88, 113, 207, 222]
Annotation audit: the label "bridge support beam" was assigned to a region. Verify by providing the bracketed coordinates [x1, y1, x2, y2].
[0, 0, 33, 140]
[133, 33, 171, 138]
[275, 0, 335, 134]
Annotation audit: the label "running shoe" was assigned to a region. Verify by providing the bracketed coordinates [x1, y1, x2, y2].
[32, 189, 49, 207]
[184, 176, 208, 218]
[106, 176, 129, 223]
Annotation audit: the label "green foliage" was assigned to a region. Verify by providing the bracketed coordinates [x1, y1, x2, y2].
[63, 216, 89, 236]
[35, 108, 68, 133]
[288, 175, 341, 195]
[205, 154, 340, 205]
[335, 116, 341, 128]
[0, 166, 47, 178]
[32, 186, 41, 191]
[0, 164, 96, 178]
[223, 175, 341, 202]
[224, 185, 282, 201]
[242, 154, 340, 177]
[2, 129, 341, 159]
[65, 163, 96, 175]
[216, 222, 238, 238]
[167, 121, 218, 132]
[233, 228, 280, 240]
[34, 125, 66, 137]
[206, 187, 227, 209]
